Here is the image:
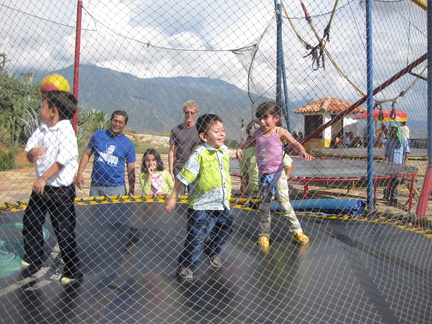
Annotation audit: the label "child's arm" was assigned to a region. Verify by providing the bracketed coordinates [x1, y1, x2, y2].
[279, 128, 313, 161]
[140, 173, 152, 195]
[75, 147, 93, 189]
[164, 179, 183, 213]
[26, 147, 46, 163]
[236, 135, 256, 161]
[33, 162, 64, 195]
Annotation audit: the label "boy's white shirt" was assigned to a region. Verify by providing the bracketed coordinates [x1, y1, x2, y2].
[25, 120, 78, 187]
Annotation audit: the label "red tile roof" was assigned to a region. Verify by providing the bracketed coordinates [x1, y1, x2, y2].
[294, 97, 366, 114]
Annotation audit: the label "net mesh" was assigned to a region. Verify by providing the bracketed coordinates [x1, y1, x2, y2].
[0, 0, 431, 323]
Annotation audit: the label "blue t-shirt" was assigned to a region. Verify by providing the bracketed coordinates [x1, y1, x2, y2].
[89, 129, 136, 186]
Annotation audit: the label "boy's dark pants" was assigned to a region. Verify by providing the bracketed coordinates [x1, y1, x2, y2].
[179, 208, 234, 270]
[22, 185, 81, 278]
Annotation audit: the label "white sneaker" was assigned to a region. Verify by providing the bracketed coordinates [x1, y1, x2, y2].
[21, 260, 31, 267]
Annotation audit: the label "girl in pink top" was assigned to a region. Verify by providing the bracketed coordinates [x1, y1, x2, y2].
[140, 149, 174, 196]
[236, 101, 313, 248]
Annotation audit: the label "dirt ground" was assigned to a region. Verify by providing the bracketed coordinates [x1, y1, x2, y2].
[1, 143, 431, 216]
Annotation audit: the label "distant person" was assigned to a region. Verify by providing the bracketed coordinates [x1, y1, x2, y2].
[375, 123, 388, 148]
[165, 114, 235, 280]
[333, 131, 343, 148]
[239, 120, 294, 197]
[383, 123, 410, 205]
[140, 148, 174, 196]
[400, 121, 410, 139]
[168, 100, 200, 181]
[76, 110, 136, 197]
[237, 101, 313, 249]
[343, 131, 353, 148]
[21, 91, 82, 285]
[362, 126, 369, 147]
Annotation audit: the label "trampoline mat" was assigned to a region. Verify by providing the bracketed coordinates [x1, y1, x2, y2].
[231, 158, 417, 180]
[312, 148, 427, 159]
[287, 158, 417, 180]
[0, 202, 431, 323]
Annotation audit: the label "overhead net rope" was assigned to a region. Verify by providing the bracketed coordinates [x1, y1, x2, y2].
[281, 0, 427, 115]
[0, 1, 431, 324]
[282, 0, 366, 97]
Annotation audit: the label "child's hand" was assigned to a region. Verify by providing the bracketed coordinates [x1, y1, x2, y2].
[148, 166, 155, 175]
[236, 148, 243, 161]
[164, 196, 176, 213]
[27, 146, 46, 162]
[33, 178, 47, 195]
[301, 152, 314, 161]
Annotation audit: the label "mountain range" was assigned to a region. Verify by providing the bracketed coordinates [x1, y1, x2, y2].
[35, 64, 304, 141]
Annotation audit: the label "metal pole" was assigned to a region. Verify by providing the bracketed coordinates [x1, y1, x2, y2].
[415, 2, 432, 217]
[275, 0, 283, 113]
[274, 1, 290, 130]
[72, 0, 83, 133]
[365, 0, 375, 209]
[277, 3, 291, 132]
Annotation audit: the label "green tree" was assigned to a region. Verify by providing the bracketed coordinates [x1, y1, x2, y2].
[0, 71, 40, 148]
[76, 108, 110, 147]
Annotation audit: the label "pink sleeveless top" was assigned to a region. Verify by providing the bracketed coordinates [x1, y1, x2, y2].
[255, 127, 285, 174]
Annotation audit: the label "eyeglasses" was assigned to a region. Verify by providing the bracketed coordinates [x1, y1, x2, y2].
[184, 111, 196, 115]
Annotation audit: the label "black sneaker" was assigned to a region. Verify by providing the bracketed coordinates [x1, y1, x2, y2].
[177, 267, 193, 279]
[207, 254, 222, 268]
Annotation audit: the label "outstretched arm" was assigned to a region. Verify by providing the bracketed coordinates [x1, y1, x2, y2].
[236, 135, 256, 161]
[165, 179, 183, 213]
[279, 128, 313, 161]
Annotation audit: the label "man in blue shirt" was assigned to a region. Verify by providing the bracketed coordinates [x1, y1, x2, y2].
[76, 110, 136, 197]
[383, 124, 410, 205]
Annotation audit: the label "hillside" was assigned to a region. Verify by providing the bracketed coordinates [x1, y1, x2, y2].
[35, 65, 303, 140]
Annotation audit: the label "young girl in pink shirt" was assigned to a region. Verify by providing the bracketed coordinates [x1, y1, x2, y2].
[236, 101, 313, 248]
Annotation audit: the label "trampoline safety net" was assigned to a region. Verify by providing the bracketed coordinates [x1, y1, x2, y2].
[0, 1, 431, 323]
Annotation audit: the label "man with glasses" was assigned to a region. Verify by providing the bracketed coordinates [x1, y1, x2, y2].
[76, 110, 136, 197]
[168, 101, 200, 181]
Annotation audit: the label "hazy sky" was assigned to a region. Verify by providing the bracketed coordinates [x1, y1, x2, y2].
[1, 0, 428, 127]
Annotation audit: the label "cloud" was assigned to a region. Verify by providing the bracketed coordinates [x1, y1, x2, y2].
[1, 0, 427, 120]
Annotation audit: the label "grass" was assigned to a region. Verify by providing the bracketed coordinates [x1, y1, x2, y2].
[0, 151, 16, 171]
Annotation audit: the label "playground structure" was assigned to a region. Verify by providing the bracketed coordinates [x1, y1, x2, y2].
[0, 0, 431, 323]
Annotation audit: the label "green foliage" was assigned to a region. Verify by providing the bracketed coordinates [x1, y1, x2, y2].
[76, 108, 110, 147]
[0, 151, 16, 171]
[0, 71, 41, 148]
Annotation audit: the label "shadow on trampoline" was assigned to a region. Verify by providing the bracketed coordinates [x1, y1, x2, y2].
[0, 201, 431, 323]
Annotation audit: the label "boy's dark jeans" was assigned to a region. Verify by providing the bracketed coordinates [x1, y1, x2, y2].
[178, 208, 234, 270]
[22, 185, 81, 278]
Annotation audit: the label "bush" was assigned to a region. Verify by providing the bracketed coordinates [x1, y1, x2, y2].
[0, 151, 16, 171]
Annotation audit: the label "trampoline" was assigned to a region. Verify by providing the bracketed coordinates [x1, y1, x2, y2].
[232, 158, 418, 212]
[312, 148, 427, 160]
[1, 199, 431, 323]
